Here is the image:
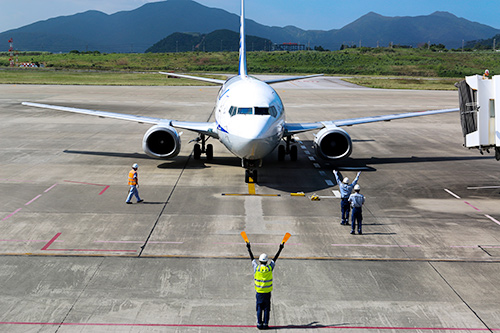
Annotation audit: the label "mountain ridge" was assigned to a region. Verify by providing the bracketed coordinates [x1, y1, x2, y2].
[1, 0, 499, 53]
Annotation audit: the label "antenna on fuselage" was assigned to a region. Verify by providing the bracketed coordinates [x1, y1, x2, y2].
[238, 0, 248, 77]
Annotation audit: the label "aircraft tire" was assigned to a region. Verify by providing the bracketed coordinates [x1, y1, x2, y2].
[194, 144, 201, 160]
[278, 145, 285, 161]
[290, 145, 298, 161]
[206, 144, 213, 160]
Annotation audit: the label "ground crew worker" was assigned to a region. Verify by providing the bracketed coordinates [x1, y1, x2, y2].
[126, 163, 143, 204]
[348, 184, 365, 235]
[333, 170, 361, 225]
[246, 241, 284, 330]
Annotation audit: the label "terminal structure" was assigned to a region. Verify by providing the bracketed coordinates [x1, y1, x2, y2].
[456, 73, 500, 160]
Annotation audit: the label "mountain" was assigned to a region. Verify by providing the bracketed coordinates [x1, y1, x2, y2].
[1, 0, 499, 53]
[146, 30, 272, 53]
[335, 11, 500, 48]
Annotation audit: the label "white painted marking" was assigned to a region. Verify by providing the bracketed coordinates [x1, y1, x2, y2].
[313, 163, 321, 169]
[308, 156, 316, 161]
[304, 150, 311, 155]
[444, 189, 461, 199]
[468, 186, 500, 190]
[300, 145, 307, 150]
[325, 180, 334, 186]
[332, 190, 341, 198]
[319, 171, 326, 176]
[484, 214, 500, 226]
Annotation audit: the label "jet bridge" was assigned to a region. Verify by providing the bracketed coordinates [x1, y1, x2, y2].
[456, 75, 500, 160]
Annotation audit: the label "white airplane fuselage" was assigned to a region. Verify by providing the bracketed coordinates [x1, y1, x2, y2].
[214, 75, 285, 161]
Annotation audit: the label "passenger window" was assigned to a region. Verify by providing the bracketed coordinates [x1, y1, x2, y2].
[238, 107, 253, 115]
[255, 107, 269, 115]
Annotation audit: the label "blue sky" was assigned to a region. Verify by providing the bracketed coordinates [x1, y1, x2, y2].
[1, 0, 499, 33]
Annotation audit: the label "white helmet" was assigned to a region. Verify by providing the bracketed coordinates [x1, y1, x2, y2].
[132, 163, 138, 169]
[343, 177, 349, 184]
[259, 253, 268, 263]
[354, 184, 361, 191]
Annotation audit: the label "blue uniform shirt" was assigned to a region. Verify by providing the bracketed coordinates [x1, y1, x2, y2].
[348, 192, 365, 208]
[334, 172, 360, 199]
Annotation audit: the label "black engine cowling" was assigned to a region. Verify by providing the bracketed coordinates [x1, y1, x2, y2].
[142, 125, 181, 158]
[314, 126, 352, 160]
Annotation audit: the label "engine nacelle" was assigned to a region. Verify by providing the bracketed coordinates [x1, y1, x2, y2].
[314, 126, 353, 160]
[142, 125, 181, 158]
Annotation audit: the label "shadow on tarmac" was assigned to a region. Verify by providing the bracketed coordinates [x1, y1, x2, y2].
[271, 322, 349, 330]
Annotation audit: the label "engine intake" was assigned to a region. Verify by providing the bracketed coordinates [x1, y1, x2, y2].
[142, 125, 181, 158]
[314, 126, 352, 160]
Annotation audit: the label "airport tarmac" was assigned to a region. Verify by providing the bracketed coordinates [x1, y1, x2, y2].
[1, 77, 500, 332]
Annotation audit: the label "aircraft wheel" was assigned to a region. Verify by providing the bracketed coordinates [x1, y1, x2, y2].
[245, 170, 250, 183]
[290, 145, 298, 161]
[252, 170, 258, 183]
[206, 144, 213, 160]
[194, 144, 201, 160]
[278, 145, 285, 161]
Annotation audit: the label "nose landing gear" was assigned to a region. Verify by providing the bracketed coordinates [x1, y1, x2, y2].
[243, 159, 262, 183]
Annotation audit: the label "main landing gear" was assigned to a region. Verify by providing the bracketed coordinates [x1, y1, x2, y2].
[243, 159, 261, 183]
[278, 135, 298, 161]
[192, 134, 213, 160]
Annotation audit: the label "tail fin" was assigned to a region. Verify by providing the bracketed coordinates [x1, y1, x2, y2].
[238, 0, 248, 77]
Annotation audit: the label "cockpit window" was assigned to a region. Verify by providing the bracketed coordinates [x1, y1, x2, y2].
[254, 107, 269, 115]
[237, 107, 253, 115]
[229, 106, 237, 116]
[269, 106, 277, 117]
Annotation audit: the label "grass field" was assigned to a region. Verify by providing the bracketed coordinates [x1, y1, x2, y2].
[1, 48, 497, 89]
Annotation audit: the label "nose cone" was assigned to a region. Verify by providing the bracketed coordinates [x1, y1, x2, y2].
[228, 116, 283, 159]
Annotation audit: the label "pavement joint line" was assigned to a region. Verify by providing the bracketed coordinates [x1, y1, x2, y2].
[0, 322, 498, 330]
[1, 253, 500, 262]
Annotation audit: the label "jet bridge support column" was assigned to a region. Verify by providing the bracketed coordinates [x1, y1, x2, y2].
[456, 74, 500, 160]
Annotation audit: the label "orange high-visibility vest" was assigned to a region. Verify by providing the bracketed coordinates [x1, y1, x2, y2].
[128, 169, 138, 185]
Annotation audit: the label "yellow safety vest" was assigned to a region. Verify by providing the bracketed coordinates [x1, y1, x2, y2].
[128, 169, 137, 185]
[254, 264, 273, 293]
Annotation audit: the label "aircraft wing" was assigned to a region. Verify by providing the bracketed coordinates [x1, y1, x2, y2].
[284, 108, 459, 135]
[265, 74, 324, 85]
[21, 102, 219, 138]
[327, 108, 459, 127]
[159, 72, 226, 85]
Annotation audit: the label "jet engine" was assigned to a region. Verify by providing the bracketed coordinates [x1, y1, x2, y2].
[313, 126, 353, 160]
[142, 125, 181, 158]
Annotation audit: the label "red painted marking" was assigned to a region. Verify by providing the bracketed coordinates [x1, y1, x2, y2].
[64, 180, 110, 195]
[25, 194, 42, 206]
[2, 208, 22, 221]
[0, 322, 497, 330]
[41, 233, 61, 250]
[48, 249, 136, 253]
[98, 185, 110, 195]
[44, 183, 58, 193]
[464, 201, 481, 211]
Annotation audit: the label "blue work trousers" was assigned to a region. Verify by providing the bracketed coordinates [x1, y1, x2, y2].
[126, 185, 141, 203]
[351, 207, 363, 233]
[341, 198, 350, 223]
[256, 292, 271, 326]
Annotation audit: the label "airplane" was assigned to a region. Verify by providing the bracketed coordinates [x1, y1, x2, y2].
[22, 0, 459, 183]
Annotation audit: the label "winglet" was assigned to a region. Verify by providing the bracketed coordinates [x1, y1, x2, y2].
[238, 0, 248, 77]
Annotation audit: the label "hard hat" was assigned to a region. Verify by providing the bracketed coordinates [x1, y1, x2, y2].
[343, 177, 349, 184]
[132, 163, 138, 169]
[259, 253, 268, 262]
[354, 184, 361, 191]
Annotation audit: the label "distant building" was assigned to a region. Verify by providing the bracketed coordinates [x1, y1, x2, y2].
[273, 43, 306, 51]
